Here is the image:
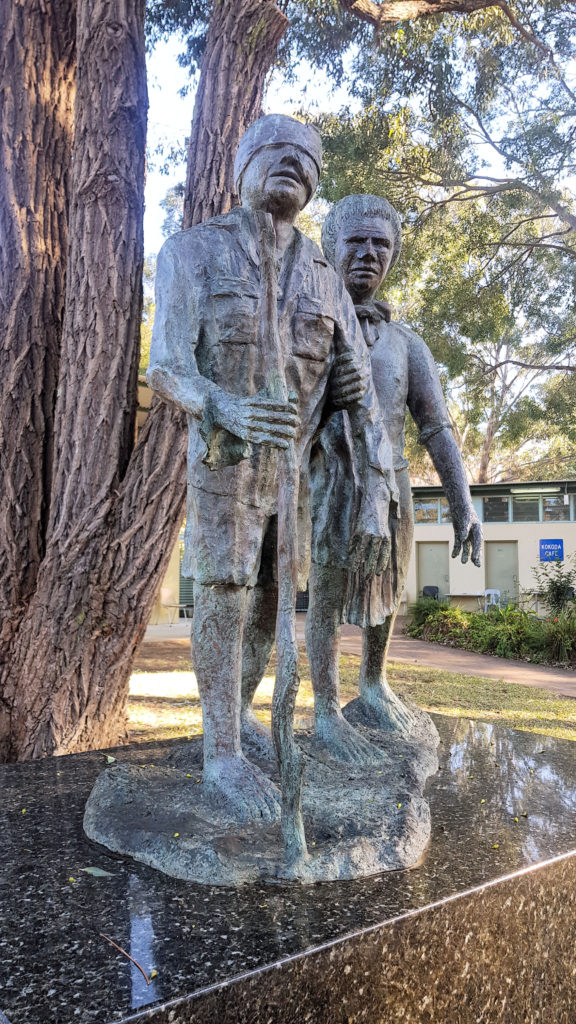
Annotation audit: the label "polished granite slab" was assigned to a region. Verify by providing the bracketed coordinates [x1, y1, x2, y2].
[1, 715, 576, 1023]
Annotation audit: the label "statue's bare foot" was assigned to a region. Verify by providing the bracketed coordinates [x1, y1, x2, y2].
[202, 754, 280, 822]
[240, 708, 275, 759]
[358, 686, 418, 739]
[314, 711, 383, 766]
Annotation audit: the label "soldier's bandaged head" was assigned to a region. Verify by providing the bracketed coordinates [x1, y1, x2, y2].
[322, 194, 402, 270]
[234, 114, 322, 198]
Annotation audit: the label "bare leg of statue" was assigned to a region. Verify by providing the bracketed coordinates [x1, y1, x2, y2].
[306, 563, 383, 765]
[192, 582, 280, 820]
[357, 612, 418, 737]
[240, 584, 278, 755]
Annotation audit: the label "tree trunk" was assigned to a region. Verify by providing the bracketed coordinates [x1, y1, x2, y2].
[0, 0, 76, 708]
[183, 0, 288, 227]
[0, 0, 148, 761]
[0, 0, 289, 762]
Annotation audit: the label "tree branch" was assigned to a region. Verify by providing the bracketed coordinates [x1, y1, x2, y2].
[339, 0, 502, 28]
[496, 1, 576, 105]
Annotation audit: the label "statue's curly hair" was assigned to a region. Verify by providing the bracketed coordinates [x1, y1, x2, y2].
[321, 194, 402, 271]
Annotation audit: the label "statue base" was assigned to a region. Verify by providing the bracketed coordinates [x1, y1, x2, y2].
[83, 706, 439, 885]
[4, 716, 576, 1024]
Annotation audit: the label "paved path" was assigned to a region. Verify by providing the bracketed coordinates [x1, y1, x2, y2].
[339, 627, 576, 700]
[143, 615, 576, 700]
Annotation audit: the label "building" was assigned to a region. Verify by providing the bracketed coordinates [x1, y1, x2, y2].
[407, 480, 576, 613]
[150, 479, 576, 623]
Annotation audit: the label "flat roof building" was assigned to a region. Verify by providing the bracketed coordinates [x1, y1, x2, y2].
[408, 480, 576, 613]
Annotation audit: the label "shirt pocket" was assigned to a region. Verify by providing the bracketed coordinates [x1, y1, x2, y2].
[210, 278, 258, 346]
[292, 297, 335, 362]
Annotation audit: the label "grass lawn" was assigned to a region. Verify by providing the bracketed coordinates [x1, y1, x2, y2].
[128, 648, 576, 745]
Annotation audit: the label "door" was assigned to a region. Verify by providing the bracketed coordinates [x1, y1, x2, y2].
[485, 541, 518, 605]
[417, 542, 450, 599]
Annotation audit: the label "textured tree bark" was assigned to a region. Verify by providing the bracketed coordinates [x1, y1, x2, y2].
[0, 0, 289, 762]
[0, 0, 148, 761]
[340, 0, 503, 27]
[183, 0, 288, 228]
[0, 0, 76, 709]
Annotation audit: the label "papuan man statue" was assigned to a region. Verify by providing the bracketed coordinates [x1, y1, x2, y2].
[148, 120, 397, 821]
[303, 194, 482, 763]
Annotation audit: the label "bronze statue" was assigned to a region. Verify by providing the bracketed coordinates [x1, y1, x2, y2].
[84, 142, 446, 885]
[306, 194, 482, 760]
[147, 120, 396, 822]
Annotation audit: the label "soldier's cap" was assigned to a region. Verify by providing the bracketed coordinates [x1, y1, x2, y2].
[234, 114, 322, 195]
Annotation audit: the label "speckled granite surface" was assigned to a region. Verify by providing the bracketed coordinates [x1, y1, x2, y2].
[1, 716, 576, 1024]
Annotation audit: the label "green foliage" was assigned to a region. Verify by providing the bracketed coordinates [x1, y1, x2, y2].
[407, 595, 450, 632]
[304, 2, 576, 482]
[407, 598, 576, 667]
[531, 557, 576, 617]
[160, 183, 185, 238]
[317, 105, 576, 481]
[145, 0, 211, 72]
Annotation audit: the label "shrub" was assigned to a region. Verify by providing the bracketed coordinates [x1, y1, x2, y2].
[540, 609, 576, 664]
[406, 599, 576, 666]
[407, 596, 450, 634]
[532, 557, 576, 616]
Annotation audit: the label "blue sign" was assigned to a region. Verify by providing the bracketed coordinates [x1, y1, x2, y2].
[539, 539, 564, 562]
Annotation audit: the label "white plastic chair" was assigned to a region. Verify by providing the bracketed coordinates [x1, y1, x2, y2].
[484, 589, 500, 613]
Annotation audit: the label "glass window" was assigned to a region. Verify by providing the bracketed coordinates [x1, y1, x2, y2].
[483, 496, 509, 522]
[543, 496, 570, 522]
[512, 495, 540, 522]
[414, 499, 438, 523]
[439, 498, 452, 523]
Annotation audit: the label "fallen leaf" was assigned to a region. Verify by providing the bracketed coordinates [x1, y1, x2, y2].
[105, 755, 116, 764]
[80, 866, 115, 878]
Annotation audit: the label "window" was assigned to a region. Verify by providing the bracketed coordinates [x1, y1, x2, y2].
[512, 495, 540, 522]
[414, 498, 438, 523]
[439, 498, 452, 523]
[543, 496, 570, 522]
[483, 496, 509, 523]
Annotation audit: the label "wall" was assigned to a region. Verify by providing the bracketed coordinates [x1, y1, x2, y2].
[404, 520, 576, 612]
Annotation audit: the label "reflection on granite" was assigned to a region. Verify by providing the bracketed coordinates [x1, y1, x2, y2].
[1, 717, 576, 1023]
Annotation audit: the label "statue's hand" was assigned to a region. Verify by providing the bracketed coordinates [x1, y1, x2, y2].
[329, 353, 368, 410]
[347, 486, 392, 578]
[452, 506, 482, 566]
[209, 389, 299, 450]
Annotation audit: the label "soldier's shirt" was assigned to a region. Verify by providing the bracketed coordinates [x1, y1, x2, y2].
[149, 206, 393, 539]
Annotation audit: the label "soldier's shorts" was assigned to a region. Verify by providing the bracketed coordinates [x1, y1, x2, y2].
[182, 489, 309, 589]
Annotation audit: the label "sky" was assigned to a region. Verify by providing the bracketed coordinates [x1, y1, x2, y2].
[144, 39, 356, 256]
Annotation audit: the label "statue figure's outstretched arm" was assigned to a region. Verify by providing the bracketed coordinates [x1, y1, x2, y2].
[407, 330, 482, 567]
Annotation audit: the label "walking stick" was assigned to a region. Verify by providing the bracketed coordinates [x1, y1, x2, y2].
[256, 211, 308, 870]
